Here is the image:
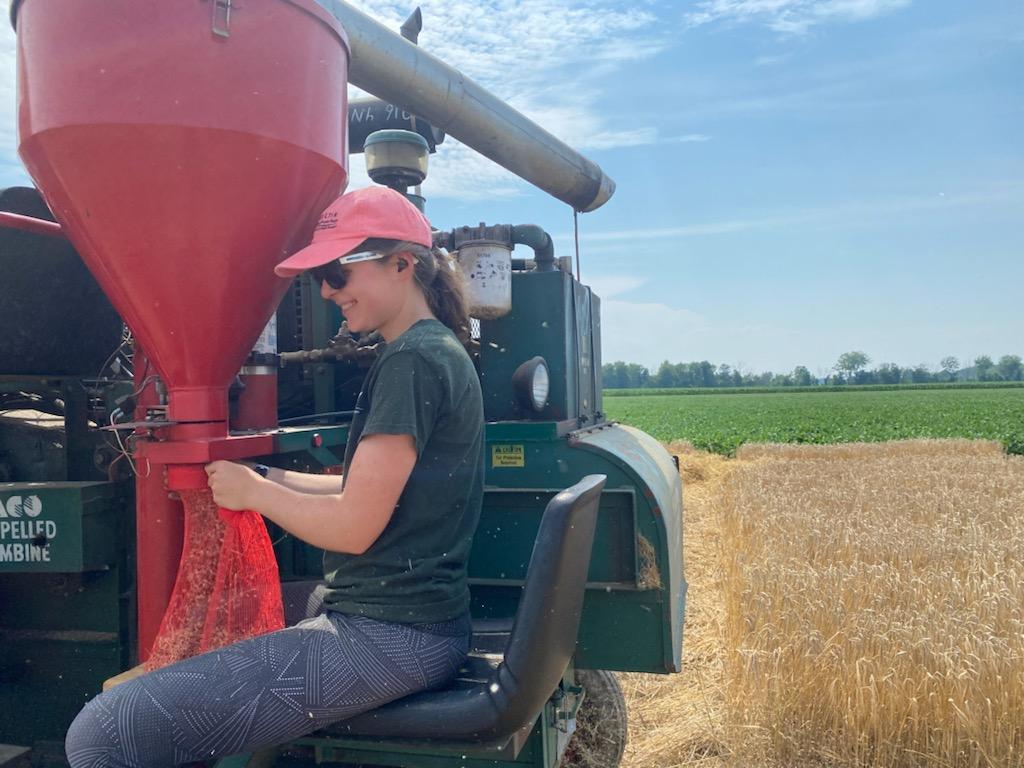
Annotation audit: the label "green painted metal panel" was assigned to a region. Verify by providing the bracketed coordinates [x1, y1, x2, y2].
[469, 489, 635, 584]
[0, 481, 125, 572]
[0, 570, 129, 745]
[0, 482, 132, 746]
[0, 635, 122, 745]
[479, 269, 604, 426]
[476, 422, 683, 674]
[484, 421, 560, 443]
[299, 713, 548, 767]
[569, 423, 686, 673]
[479, 270, 573, 422]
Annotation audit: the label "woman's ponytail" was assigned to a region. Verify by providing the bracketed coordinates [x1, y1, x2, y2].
[361, 238, 472, 345]
[416, 247, 471, 345]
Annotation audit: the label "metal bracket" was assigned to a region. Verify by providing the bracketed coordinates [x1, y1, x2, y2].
[99, 420, 175, 432]
[550, 684, 584, 735]
[212, 0, 232, 37]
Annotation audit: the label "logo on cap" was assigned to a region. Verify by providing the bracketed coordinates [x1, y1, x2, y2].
[315, 211, 339, 232]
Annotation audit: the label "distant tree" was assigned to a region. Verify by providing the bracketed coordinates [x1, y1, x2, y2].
[836, 351, 871, 382]
[996, 355, 1022, 381]
[771, 373, 793, 387]
[876, 363, 902, 384]
[939, 356, 960, 382]
[602, 361, 627, 388]
[909, 363, 933, 383]
[672, 362, 692, 388]
[975, 355, 997, 381]
[696, 361, 715, 388]
[716, 364, 733, 387]
[792, 366, 814, 387]
[654, 361, 676, 388]
[853, 368, 878, 385]
[627, 364, 650, 388]
[679, 362, 696, 387]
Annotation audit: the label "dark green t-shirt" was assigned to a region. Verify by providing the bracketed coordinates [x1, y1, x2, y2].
[323, 319, 484, 623]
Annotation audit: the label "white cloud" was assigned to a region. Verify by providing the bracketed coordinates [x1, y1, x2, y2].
[561, 183, 1024, 245]
[600, 299, 710, 367]
[0, 3, 692, 198]
[348, 139, 526, 201]
[754, 53, 792, 66]
[585, 274, 647, 298]
[345, 0, 671, 199]
[686, 0, 911, 34]
[349, 1, 659, 90]
[666, 133, 712, 143]
[599, 297, 809, 370]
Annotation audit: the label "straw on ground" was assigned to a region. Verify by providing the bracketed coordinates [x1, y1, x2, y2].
[619, 439, 1024, 768]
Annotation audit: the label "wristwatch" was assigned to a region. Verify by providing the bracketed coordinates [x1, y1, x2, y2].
[251, 463, 270, 478]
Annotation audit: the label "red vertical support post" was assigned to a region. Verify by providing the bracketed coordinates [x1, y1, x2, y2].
[233, 365, 279, 432]
[133, 349, 183, 663]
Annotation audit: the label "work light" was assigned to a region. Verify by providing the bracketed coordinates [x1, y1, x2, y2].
[513, 356, 550, 413]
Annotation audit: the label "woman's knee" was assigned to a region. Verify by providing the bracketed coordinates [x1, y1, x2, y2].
[65, 698, 117, 768]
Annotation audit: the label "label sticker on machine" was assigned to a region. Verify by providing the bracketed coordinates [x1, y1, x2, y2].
[491, 444, 525, 468]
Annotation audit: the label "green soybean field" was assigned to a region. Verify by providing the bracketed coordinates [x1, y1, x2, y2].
[602, 386, 1024, 455]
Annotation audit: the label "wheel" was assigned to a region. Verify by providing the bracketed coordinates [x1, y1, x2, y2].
[561, 669, 627, 767]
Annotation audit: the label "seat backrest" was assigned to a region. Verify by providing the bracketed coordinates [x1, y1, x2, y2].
[482, 473, 606, 736]
[331, 473, 607, 743]
[505, 473, 606, 674]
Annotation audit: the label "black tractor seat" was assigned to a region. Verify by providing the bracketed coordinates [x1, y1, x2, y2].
[320, 474, 607, 745]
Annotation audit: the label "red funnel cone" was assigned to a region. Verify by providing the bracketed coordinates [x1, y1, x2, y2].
[14, 0, 350, 423]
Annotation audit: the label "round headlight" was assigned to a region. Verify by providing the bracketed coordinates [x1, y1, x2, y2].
[513, 356, 550, 413]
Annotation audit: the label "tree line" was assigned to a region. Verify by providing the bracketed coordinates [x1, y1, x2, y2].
[602, 352, 1024, 389]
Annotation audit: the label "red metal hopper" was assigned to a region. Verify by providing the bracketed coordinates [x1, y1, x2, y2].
[15, 0, 349, 425]
[13, 0, 350, 659]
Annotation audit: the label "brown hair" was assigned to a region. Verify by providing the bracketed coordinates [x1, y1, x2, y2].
[359, 237, 471, 345]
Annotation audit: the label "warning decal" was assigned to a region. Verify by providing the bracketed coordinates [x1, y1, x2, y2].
[491, 444, 525, 468]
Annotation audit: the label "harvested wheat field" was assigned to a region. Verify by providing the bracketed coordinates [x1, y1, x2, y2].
[619, 439, 1024, 768]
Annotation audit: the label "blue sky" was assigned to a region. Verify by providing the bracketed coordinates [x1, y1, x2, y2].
[1, 1, 1020, 376]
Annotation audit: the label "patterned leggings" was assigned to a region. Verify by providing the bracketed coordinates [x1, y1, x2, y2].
[64, 582, 470, 768]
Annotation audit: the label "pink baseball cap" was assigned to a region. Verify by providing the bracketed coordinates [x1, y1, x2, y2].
[275, 186, 432, 277]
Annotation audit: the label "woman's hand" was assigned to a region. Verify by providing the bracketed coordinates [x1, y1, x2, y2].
[205, 460, 263, 511]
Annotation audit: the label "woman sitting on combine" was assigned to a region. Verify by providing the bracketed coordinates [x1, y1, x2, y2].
[65, 186, 485, 768]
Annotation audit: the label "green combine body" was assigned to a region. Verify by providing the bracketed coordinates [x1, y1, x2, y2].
[1, 240, 685, 766]
[0, 6, 684, 765]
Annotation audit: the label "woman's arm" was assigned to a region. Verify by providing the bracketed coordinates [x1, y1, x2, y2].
[206, 432, 417, 554]
[248, 464, 344, 496]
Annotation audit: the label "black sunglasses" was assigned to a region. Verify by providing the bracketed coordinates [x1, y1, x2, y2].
[311, 259, 347, 290]
[311, 251, 389, 290]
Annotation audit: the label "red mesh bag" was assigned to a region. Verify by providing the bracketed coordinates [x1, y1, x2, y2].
[147, 474, 284, 670]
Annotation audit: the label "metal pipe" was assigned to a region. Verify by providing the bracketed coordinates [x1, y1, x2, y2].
[511, 225, 555, 272]
[319, 0, 616, 212]
[435, 223, 557, 271]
